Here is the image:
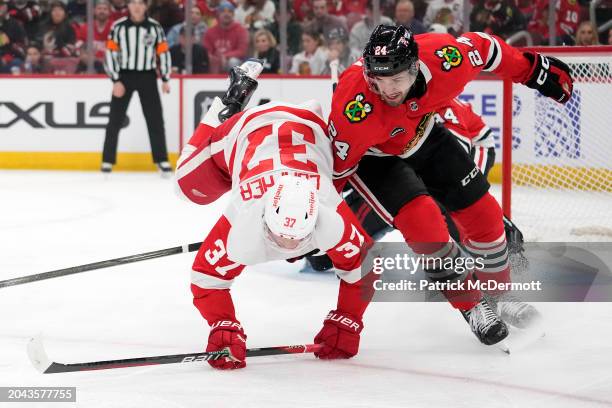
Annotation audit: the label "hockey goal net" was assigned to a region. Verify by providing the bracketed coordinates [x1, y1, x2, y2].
[501, 47, 612, 242]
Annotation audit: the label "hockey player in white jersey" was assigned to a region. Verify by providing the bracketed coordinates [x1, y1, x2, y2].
[175, 61, 376, 370]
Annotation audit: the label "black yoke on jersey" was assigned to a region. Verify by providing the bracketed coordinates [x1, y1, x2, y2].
[403, 71, 427, 102]
[351, 124, 490, 223]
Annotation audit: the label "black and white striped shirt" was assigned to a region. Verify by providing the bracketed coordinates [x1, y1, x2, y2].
[105, 16, 171, 82]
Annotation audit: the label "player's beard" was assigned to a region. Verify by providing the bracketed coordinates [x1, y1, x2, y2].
[380, 88, 410, 107]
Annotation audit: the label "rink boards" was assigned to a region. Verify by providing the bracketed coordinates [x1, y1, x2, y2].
[0, 76, 609, 186]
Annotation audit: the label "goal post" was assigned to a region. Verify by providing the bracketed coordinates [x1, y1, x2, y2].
[501, 46, 612, 241]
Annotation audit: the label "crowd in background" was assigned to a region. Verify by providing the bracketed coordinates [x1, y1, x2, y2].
[0, 0, 611, 74]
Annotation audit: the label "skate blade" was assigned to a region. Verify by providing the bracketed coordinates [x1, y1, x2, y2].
[497, 340, 511, 355]
[239, 59, 264, 80]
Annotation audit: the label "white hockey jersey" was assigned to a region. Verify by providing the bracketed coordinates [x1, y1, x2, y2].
[177, 100, 350, 267]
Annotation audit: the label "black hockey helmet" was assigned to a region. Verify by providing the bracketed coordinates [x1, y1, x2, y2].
[363, 24, 419, 77]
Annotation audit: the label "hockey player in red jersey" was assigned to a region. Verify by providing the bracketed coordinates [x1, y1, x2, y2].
[307, 96, 526, 285]
[175, 61, 376, 369]
[306, 96, 508, 271]
[328, 25, 572, 346]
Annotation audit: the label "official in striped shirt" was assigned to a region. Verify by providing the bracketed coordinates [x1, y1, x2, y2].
[102, 0, 172, 176]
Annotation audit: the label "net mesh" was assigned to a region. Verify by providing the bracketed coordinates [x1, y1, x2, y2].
[509, 53, 612, 241]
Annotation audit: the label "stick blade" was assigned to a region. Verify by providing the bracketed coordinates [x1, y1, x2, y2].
[27, 334, 52, 373]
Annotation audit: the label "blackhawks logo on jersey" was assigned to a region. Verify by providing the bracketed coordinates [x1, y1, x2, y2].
[435, 46, 463, 71]
[344, 93, 372, 123]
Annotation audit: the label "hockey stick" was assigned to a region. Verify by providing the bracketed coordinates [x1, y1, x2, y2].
[27, 335, 322, 374]
[330, 59, 340, 92]
[0, 242, 202, 289]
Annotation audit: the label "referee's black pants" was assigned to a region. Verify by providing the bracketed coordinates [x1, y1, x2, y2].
[103, 71, 169, 164]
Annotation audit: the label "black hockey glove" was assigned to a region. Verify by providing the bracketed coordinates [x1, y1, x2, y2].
[523, 52, 573, 104]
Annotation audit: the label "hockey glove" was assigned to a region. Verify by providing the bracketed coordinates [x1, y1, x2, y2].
[314, 310, 363, 359]
[523, 52, 573, 104]
[206, 320, 247, 370]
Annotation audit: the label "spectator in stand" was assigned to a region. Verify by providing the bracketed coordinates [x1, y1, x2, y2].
[22, 42, 50, 72]
[337, 0, 367, 29]
[608, 27, 612, 45]
[574, 20, 600, 45]
[528, 0, 580, 45]
[293, 0, 310, 21]
[7, 0, 40, 40]
[322, 26, 359, 75]
[394, 0, 427, 34]
[38, 1, 77, 57]
[431, 7, 457, 34]
[67, 0, 86, 24]
[514, 0, 534, 21]
[170, 26, 209, 73]
[339, 0, 367, 16]
[0, 0, 26, 73]
[305, 0, 347, 40]
[294, 0, 353, 22]
[410, 0, 428, 21]
[423, 0, 463, 34]
[289, 29, 326, 75]
[149, 0, 184, 31]
[470, 0, 525, 39]
[110, 0, 128, 20]
[75, 44, 105, 72]
[235, 0, 275, 31]
[203, 1, 248, 72]
[349, 0, 392, 57]
[197, 0, 220, 27]
[75, 0, 113, 61]
[252, 28, 279, 73]
[167, 4, 207, 47]
[294, 0, 327, 22]
[267, 7, 302, 55]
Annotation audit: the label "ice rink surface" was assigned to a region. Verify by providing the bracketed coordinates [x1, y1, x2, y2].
[1, 171, 611, 408]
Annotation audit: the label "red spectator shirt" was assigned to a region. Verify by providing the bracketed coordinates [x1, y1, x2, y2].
[203, 21, 248, 58]
[76, 20, 114, 59]
[528, 0, 580, 39]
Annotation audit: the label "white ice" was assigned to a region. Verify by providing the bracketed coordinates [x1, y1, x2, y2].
[1, 171, 611, 408]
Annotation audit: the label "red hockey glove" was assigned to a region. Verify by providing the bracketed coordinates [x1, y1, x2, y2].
[314, 310, 363, 359]
[206, 320, 247, 370]
[523, 52, 573, 104]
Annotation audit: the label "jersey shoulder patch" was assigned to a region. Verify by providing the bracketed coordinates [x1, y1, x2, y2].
[343, 93, 373, 123]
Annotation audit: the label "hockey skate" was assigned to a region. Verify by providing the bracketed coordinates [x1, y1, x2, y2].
[461, 297, 509, 347]
[156, 161, 173, 179]
[218, 59, 264, 122]
[488, 292, 541, 329]
[101, 162, 112, 173]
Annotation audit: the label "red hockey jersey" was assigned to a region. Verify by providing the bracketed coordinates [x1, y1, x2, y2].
[328, 31, 530, 185]
[435, 98, 492, 147]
